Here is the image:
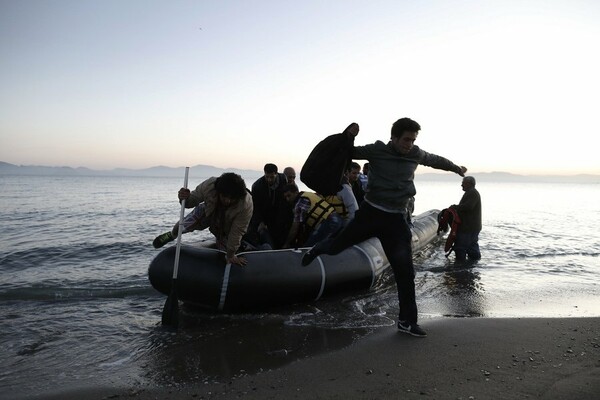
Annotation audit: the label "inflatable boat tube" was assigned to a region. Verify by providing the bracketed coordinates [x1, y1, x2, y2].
[148, 209, 441, 312]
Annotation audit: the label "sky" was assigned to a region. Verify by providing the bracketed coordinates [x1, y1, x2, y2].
[1, 0, 599, 175]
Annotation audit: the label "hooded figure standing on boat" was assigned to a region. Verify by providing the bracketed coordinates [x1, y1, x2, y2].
[153, 172, 253, 266]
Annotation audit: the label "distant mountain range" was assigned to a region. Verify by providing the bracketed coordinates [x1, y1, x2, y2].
[0, 161, 263, 179]
[0, 161, 598, 183]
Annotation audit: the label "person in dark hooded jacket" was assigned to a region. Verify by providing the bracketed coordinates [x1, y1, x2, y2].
[247, 163, 292, 249]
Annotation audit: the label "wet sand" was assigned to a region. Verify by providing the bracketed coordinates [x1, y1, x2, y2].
[29, 318, 600, 400]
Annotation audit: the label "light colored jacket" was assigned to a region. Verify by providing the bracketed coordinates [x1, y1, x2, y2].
[187, 177, 253, 258]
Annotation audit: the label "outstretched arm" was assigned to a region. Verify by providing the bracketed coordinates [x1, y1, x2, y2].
[418, 149, 467, 177]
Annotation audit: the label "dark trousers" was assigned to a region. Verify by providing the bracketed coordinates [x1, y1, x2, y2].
[312, 202, 418, 323]
[454, 232, 481, 261]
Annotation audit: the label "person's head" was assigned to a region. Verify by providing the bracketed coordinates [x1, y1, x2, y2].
[214, 172, 247, 207]
[461, 176, 476, 191]
[282, 184, 299, 204]
[343, 122, 359, 137]
[390, 117, 421, 155]
[283, 167, 296, 184]
[348, 162, 361, 183]
[263, 163, 279, 186]
[363, 163, 369, 175]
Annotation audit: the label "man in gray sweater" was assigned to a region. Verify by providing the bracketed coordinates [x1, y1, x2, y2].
[302, 117, 466, 337]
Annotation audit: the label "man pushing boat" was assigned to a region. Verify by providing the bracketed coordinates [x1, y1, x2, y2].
[152, 172, 253, 266]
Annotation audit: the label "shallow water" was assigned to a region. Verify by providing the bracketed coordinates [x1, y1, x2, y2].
[0, 175, 598, 398]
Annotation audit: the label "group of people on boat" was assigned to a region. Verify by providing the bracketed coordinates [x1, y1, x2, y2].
[152, 117, 482, 337]
[151, 159, 372, 265]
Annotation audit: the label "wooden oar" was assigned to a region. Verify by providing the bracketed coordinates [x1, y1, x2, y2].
[161, 166, 189, 327]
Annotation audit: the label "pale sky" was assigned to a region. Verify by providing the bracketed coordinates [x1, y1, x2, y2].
[1, 0, 599, 175]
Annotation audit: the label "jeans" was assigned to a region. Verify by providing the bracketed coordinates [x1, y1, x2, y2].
[311, 202, 418, 323]
[454, 232, 481, 261]
[304, 213, 343, 247]
[172, 203, 226, 250]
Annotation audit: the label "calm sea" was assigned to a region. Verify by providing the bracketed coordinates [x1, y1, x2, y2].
[1, 174, 598, 398]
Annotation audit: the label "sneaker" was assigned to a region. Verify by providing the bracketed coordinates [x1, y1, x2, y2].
[397, 320, 427, 337]
[153, 232, 174, 249]
[301, 248, 318, 266]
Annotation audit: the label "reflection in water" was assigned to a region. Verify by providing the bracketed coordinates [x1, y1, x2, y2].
[143, 307, 374, 387]
[440, 260, 486, 317]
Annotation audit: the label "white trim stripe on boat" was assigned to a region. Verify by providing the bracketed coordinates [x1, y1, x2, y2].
[218, 263, 232, 311]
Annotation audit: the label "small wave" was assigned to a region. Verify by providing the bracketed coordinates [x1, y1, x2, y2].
[99, 355, 133, 368]
[0, 285, 157, 301]
[0, 241, 150, 272]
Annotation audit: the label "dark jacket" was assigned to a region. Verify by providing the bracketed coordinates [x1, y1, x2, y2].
[301, 133, 354, 196]
[350, 179, 365, 205]
[453, 187, 482, 233]
[250, 173, 292, 248]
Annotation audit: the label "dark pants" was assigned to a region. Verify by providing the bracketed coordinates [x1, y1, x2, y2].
[311, 202, 418, 323]
[454, 232, 481, 261]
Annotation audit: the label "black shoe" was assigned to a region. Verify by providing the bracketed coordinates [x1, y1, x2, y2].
[301, 248, 318, 266]
[397, 320, 427, 337]
[153, 232, 174, 249]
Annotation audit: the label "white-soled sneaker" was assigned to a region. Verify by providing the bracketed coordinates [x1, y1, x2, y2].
[397, 320, 427, 337]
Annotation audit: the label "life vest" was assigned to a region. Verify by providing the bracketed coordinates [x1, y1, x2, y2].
[299, 192, 335, 229]
[322, 194, 348, 219]
[437, 208, 462, 257]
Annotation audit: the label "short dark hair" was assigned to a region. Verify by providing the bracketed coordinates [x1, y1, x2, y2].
[282, 183, 299, 194]
[263, 163, 278, 174]
[391, 118, 421, 138]
[214, 172, 247, 199]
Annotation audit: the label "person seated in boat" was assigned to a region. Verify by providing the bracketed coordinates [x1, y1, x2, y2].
[359, 162, 369, 190]
[320, 171, 358, 227]
[283, 166, 296, 185]
[347, 161, 365, 205]
[281, 184, 343, 248]
[246, 163, 292, 250]
[152, 172, 253, 266]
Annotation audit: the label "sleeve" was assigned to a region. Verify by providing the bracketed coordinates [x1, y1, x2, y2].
[417, 148, 463, 175]
[453, 191, 477, 213]
[250, 180, 265, 223]
[186, 182, 205, 208]
[225, 195, 253, 258]
[351, 142, 380, 160]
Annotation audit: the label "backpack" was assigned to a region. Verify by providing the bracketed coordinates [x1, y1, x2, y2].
[300, 132, 354, 196]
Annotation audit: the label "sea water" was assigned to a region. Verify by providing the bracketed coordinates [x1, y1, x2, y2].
[0, 175, 598, 398]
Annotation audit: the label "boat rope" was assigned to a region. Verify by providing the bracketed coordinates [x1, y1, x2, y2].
[218, 263, 232, 311]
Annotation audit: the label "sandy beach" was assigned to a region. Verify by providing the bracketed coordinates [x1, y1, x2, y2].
[30, 317, 599, 400]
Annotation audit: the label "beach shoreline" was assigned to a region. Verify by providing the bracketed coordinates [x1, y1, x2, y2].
[25, 317, 600, 400]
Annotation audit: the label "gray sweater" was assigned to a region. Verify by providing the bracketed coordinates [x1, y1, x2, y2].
[353, 141, 463, 212]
